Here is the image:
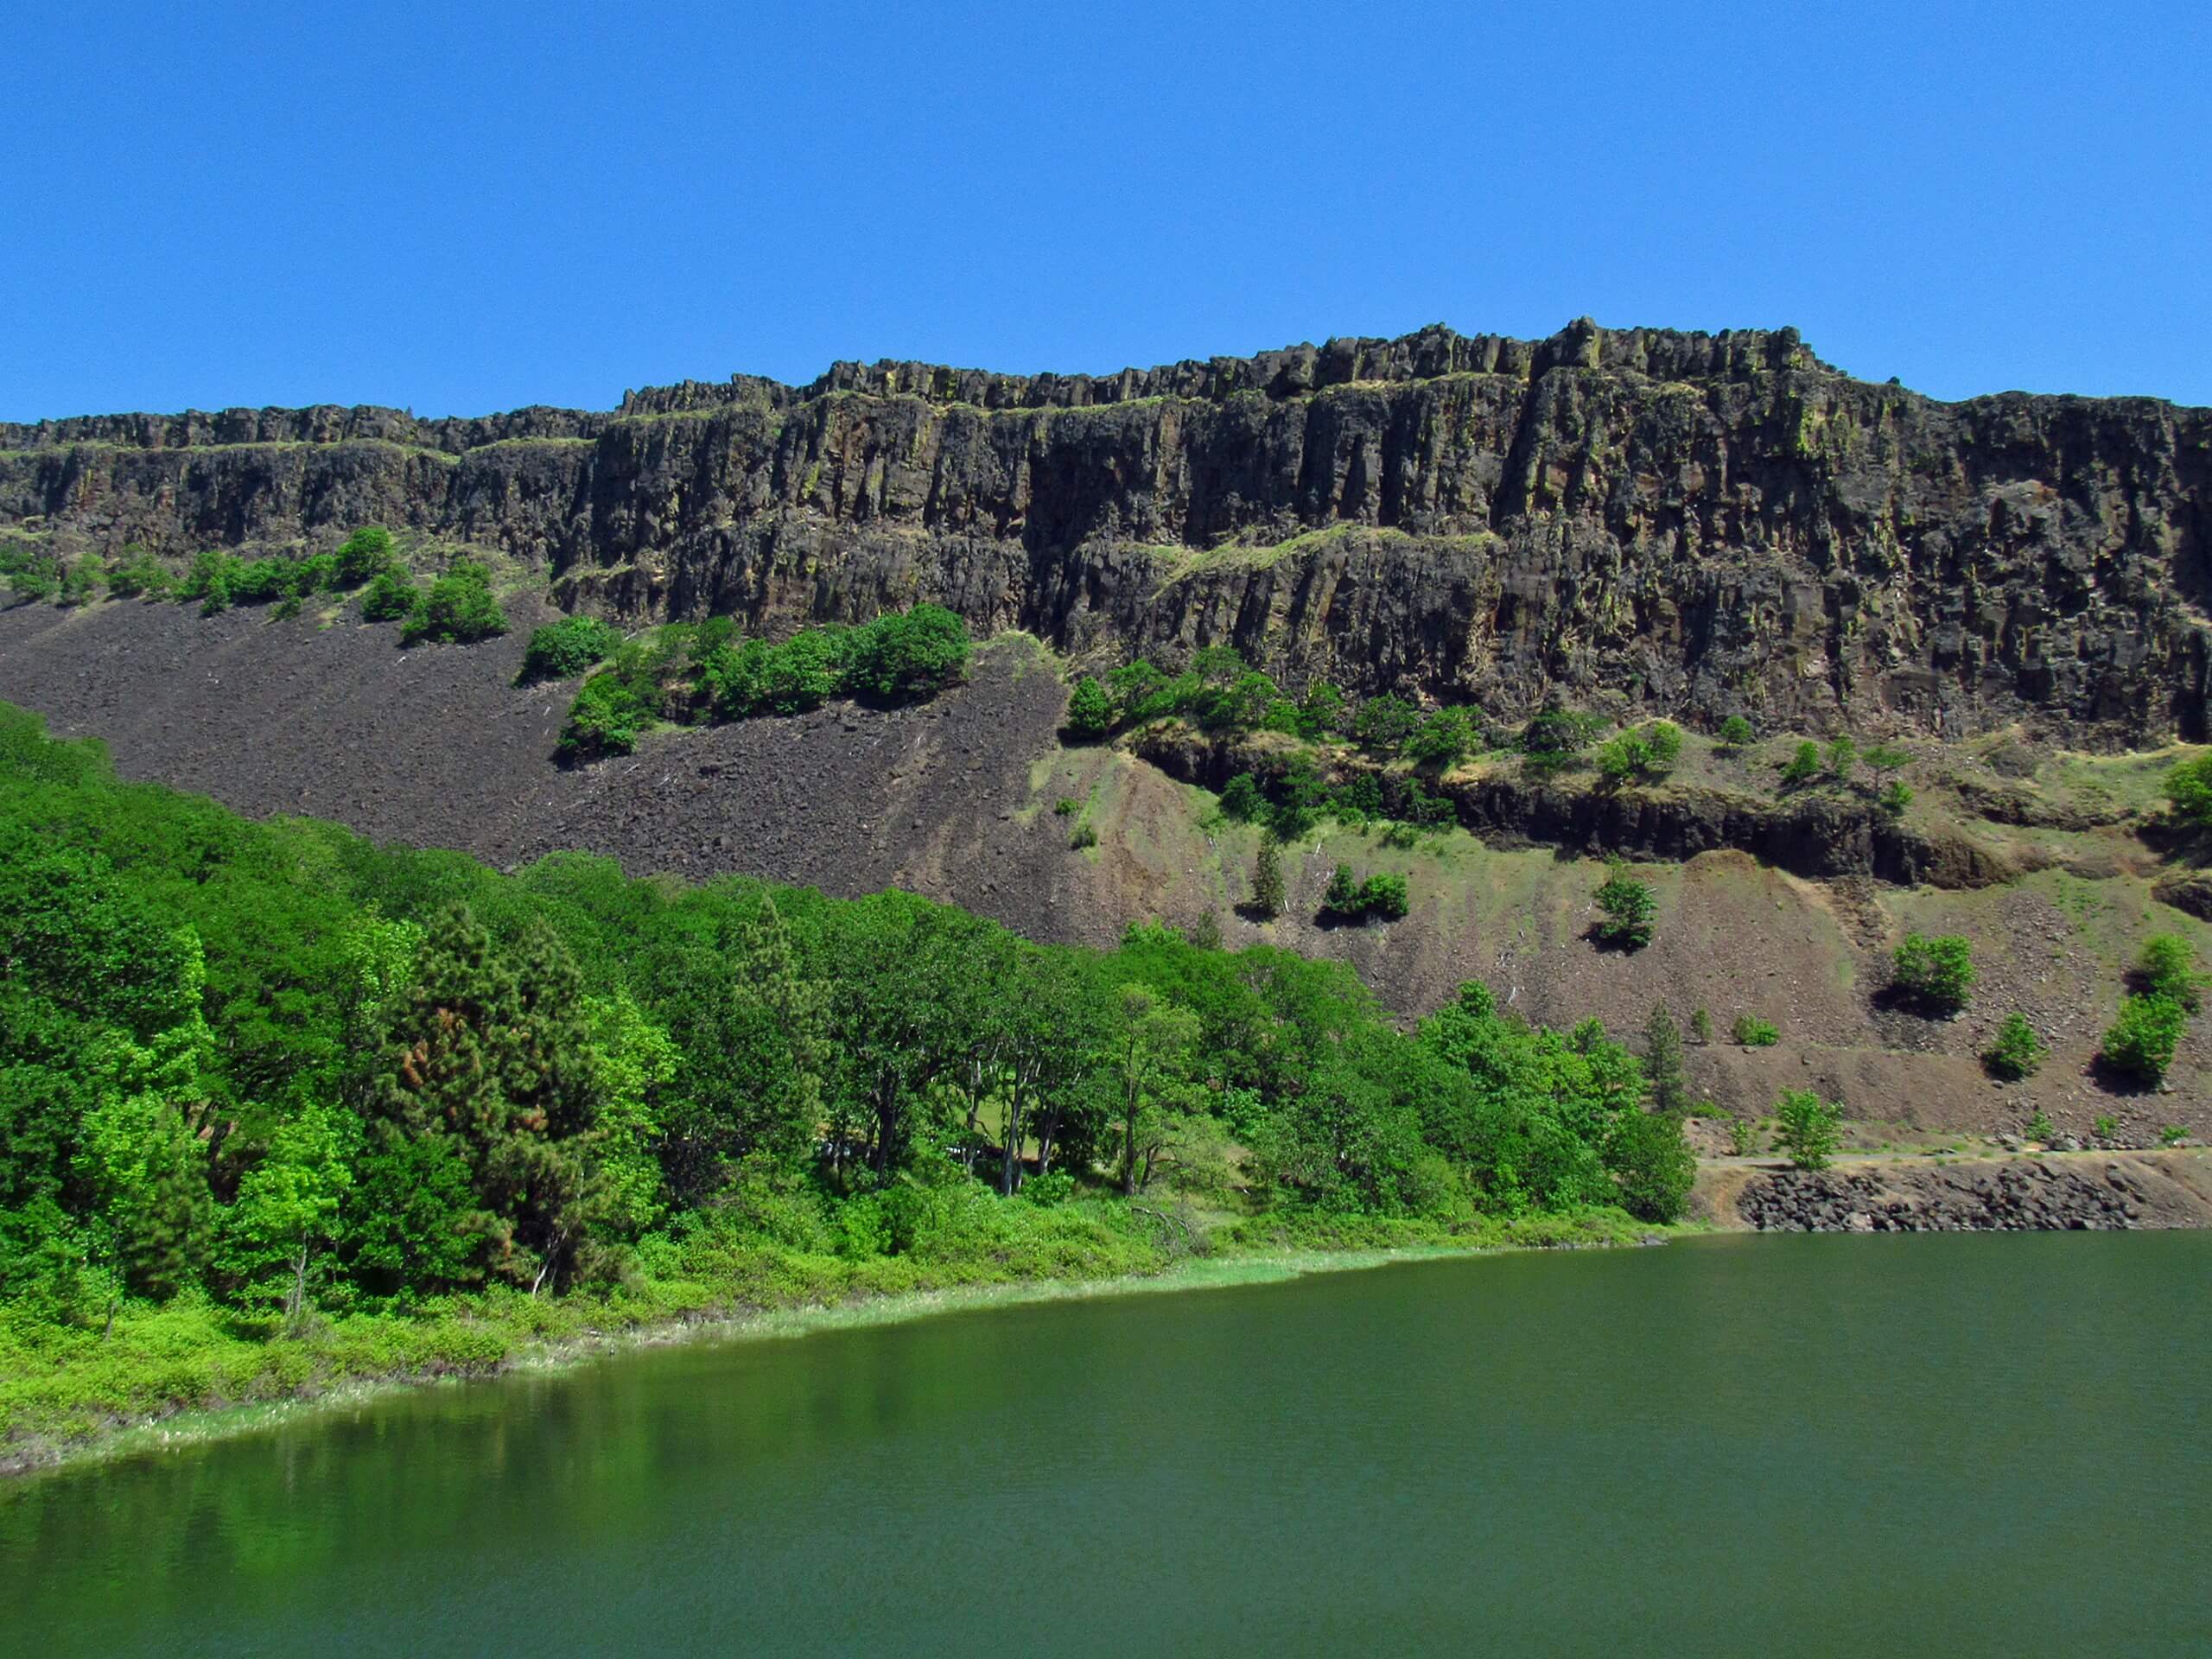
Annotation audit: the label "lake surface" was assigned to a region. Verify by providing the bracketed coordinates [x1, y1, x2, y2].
[4, 1233, 2208, 1657]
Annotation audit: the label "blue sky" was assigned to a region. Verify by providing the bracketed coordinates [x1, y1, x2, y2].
[3, 1, 2206, 420]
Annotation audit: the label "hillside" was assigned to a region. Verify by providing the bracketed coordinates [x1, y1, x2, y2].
[1, 587, 2204, 1145]
[5, 319, 2209, 746]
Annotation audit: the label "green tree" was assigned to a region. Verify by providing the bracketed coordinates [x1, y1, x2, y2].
[1773, 1089, 1842, 1170]
[374, 906, 602, 1292]
[1732, 1014, 1779, 1046]
[1827, 734, 1859, 780]
[1862, 742, 1911, 788]
[1323, 864, 1362, 914]
[2164, 753, 2212, 826]
[518, 615, 622, 683]
[1109, 984, 1199, 1196]
[333, 526, 397, 586]
[1891, 933, 1974, 1014]
[1296, 681, 1347, 740]
[2101, 994, 2186, 1086]
[1405, 707, 1477, 769]
[1250, 840, 1285, 918]
[220, 1103, 357, 1325]
[1065, 677, 1116, 739]
[1359, 872, 1410, 920]
[1592, 864, 1657, 950]
[843, 604, 969, 702]
[1778, 741, 1821, 787]
[1717, 715, 1755, 749]
[1689, 1007, 1713, 1043]
[401, 560, 508, 645]
[1982, 1013, 2046, 1081]
[360, 565, 418, 622]
[2136, 934, 2204, 1012]
[1353, 695, 1421, 753]
[1642, 1004, 1688, 1116]
[1605, 1108, 1695, 1223]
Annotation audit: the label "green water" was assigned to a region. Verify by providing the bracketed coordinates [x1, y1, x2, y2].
[4, 1232, 2208, 1657]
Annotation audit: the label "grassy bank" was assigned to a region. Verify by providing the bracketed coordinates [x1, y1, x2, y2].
[2, 1205, 1664, 1478]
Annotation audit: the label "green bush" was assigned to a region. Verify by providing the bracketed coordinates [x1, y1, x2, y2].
[843, 604, 969, 703]
[2165, 753, 2212, 827]
[2024, 1109, 2057, 1144]
[1249, 842, 1285, 918]
[1778, 740, 1821, 787]
[359, 567, 419, 622]
[105, 547, 172, 599]
[1826, 734, 1859, 779]
[1353, 695, 1421, 753]
[1982, 1012, 2046, 1080]
[1592, 865, 1656, 950]
[1358, 872, 1409, 920]
[756, 627, 849, 714]
[1732, 1014, 1779, 1047]
[179, 550, 243, 614]
[1717, 715, 1754, 749]
[1689, 1007, 1713, 1043]
[557, 671, 646, 761]
[1596, 720, 1682, 782]
[1323, 864, 1361, 913]
[2135, 934, 2204, 1012]
[1064, 677, 1116, 740]
[1404, 708, 1478, 770]
[1069, 821, 1098, 850]
[1773, 1089, 1842, 1170]
[1219, 773, 1267, 823]
[2101, 994, 2185, 1085]
[518, 615, 622, 683]
[400, 561, 507, 645]
[333, 526, 397, 587]
[1879, 780, 1914, 815]
[1891, 933, 1974, 1014]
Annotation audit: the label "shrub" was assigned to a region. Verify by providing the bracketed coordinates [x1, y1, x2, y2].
[1778, 741, 1821, 787]
[1052, 798, 1077, 817]
[1727, 1115, 1761, 1156]
[1862, 742, 1911, 785]
[1219, 773, 1267, 823]
[518, 615, 622, 683]
[401, 560, 508, 645]
[1250, 842, 1285, 918]
[1689, 1007, 1713, 1043]
[757, 627, 848, 714]
[58, 556, 105, 606]
[333, 526, 397, 586]
[1732, 1014, 1779, 1047]
[1404, 708, 1478, 770]
[2093, 1114, 2120, 1141]
[1891, 933, 1974, 1014]
[1773, 1089, 1843, 1171]
[293, 551, 339, 594]
[843, 604, 969, 703]
[360, 567, 419, 622]
[1353, 695, 1421, 753]
[1982, 1013, 2046, 1080]
[1597, 720, 1682, 782]
[179, 550, 244, 614]
[2024, 1109, 2056, 1144]
[1827, 734, 1858, 779]
[2101, 994, 2185, 1085]
[1323, 864, 1361, 914]
[558, 671, 646, 760]
[1592, 864, 1656, 950]
[1359, 872, 1409, 920]
[1520, 708, 1607, 763]
[1065, 677, 1116, 740]
[106, 546, 172, 598]
[1879, 780, 1914, 815]
[1069, 821, 1098, 850]
[2159, 1123, 2187, 1147]
[2165, 753, 2212, 827]
[2135, 934, 2204, 1013]
[1295, 681, 1347, 741]
[1717, 715, 1755, 749]
[228, 556, 296, 605]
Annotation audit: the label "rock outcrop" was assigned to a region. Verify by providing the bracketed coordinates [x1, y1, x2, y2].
[1733, 1156, 2212, 1231]
[5, 319, 2208, 746]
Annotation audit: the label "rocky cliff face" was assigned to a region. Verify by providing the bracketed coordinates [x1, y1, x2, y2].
[6, 320, 2208, 745]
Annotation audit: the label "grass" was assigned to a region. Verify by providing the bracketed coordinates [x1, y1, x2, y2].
[2, 1204, 1666, 1478]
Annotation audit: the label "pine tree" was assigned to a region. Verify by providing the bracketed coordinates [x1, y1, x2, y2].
[377, 906, 601, 1291]
[1643, 1004, 1688, 1117]
[1251, 841, 1285, 917]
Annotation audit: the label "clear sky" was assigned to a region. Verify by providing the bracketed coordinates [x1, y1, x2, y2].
[4, 1, 2206, 421]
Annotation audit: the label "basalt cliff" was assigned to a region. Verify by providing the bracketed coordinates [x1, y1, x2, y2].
[6, 319, 2208, 747]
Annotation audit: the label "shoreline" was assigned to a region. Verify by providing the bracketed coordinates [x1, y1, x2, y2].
[1, 1227, 1662, 1483]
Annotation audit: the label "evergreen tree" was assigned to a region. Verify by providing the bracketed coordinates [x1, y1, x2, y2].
[1642, 1004, 1688, 1116]
[1251, 841, 1285, 918]
[376, 906, 601, 1292]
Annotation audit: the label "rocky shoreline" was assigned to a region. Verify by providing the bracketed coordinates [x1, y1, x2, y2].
[1729, 1152, 2212, 1233]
